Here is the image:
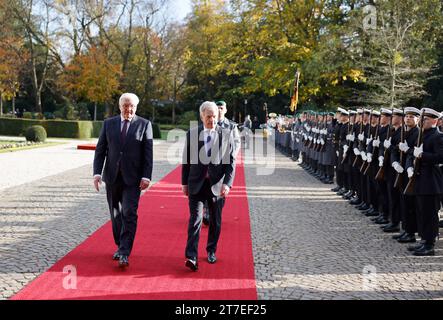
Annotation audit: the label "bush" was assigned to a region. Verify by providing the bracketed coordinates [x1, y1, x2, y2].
[178, 111, 198, 126]
[23, 112, 33, 119]
[44, 112, 55, 119]
[25, 125, 47, 142]
[152, 123, 161, 139]
[0, 117, 103, 139]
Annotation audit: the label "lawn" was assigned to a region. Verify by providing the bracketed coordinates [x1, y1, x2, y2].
[0, 139, 65, 153]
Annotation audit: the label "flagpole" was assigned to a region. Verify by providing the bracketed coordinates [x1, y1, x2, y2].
[290, 70, 300, 116]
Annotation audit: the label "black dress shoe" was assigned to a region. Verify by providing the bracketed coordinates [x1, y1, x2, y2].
[375, 218, 389, 225]
[207, 252, 217, 264]
[331, 186, 341, 192]
[349, 198, 361, 205]
[383, 224, 400, 232]
[413, 245, 435, 256]
[358, 204, 370, 211]
[118, 255, 129, 268]
[112, 251, 120, 261]
[365, 210, 379, 217]
[337, 189, 348, 196]
[185, 258, 198, 271]
[392, 231, 406, 240]
[408, 242, 425, 252]
[355, 203, 365, 209]
[439, 220, 443, 228]
[397, 234, 416, 243]
[362, 207, 374, 214]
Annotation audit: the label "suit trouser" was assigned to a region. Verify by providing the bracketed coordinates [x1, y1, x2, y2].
[106, 172, 141, 256]
[377, 180, 389, 219]
[367, 175, 377, 209]
[326, 165, 335, 179]
[186, 178, 226, 259]
[387, 177, 401, 225]
[401, 194, 417, 235]
[336, 167, 344, 187]
[351, 166, 360, 196]
[415, 195, 440, 244]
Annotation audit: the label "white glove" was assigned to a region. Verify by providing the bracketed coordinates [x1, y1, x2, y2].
[296, 138, 300, 143]
[399, 142, 409, 153]
[358, 133, 364, 141]
[378, 156, 384, 167]
[314, 138, 317, 144]
[392, 161, 404, 174]
[407, 167, 414, 178]
[366, 137, 373, 145]
[414, 144, 423, 158]
[361, 152, 367, 161]
[336, 151, 339, 157]
[346, 134, 351, 141]
[383, 137, 391, 149]
[320, 139, 325, 145]
[367, 153, 373, 163]
[350, 133, 355, 142]
[343, 145, 349, 154]
[353, 148, 360, 156]
[309, 136, 313, 141]
[372, 139, 380, 148]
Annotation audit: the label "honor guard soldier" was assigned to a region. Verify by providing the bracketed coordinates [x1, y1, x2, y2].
[404, 108, 443, 256]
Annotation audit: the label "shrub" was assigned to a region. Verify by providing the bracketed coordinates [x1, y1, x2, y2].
[152, 123, 161, 139]
[44, 112, 55, 119]
[25, 125, 47, 142]
[23, 112, 33, 119]
[178, 111, 198, 126]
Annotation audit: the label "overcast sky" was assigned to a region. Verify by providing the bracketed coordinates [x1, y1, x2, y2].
[165, 0, 192, 22]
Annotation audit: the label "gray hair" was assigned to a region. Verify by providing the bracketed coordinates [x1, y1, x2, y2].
[119, 93, 139, 107]
[199, 101, 218, 115]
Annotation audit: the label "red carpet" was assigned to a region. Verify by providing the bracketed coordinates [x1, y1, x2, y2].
[11, 155, 257, 300]
[77, 144, 96, 150]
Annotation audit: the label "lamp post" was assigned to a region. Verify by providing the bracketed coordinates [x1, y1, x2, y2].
[263, 102, 268, 121]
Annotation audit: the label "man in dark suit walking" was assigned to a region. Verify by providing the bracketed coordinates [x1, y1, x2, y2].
[181, 101, 237, 271]
[93, 93, 153, 268]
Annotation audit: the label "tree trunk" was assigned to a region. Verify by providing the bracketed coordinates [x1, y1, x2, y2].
[172, 76, 177, 124]
[0, 95, 3, 117]
[12, 96, 15, 116]
[391, 58, 396, 108]
[94, 101, 97, 121]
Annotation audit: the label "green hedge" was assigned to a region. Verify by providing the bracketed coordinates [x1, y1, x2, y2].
[0, 117, 192, 139]
[159, 124, 191, 131]
[0, 117, 104, 139]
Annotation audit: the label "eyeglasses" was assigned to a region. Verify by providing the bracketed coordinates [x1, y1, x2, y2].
[121, 104, 136, 109]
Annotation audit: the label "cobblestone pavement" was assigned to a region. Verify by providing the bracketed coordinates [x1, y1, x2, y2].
[0, 140, 178, 299]
[245, 135, 443, 300]
[0, 138, 99, 191]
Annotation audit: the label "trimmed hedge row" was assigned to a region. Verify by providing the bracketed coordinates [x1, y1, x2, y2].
[0, 117, 189, 139]
[0, 117, 103, 139]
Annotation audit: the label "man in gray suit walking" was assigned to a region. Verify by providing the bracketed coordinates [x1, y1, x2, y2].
[93, 93, 153, 268]
[181, 101, 237, 271]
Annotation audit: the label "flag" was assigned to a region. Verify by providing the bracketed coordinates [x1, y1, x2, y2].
[290, 71, 300, 113]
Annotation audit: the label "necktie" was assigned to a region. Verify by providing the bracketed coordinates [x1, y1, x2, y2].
[206, 134, 212, 157]
[121, 120, 129, 145]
